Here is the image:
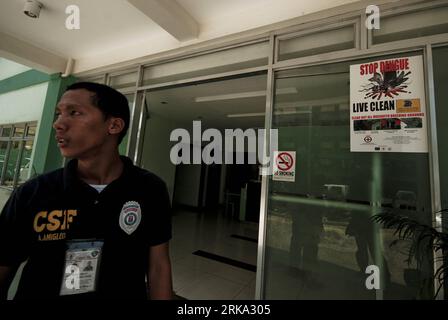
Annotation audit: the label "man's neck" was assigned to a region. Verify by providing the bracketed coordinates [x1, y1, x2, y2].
[77, 152, 124, 185]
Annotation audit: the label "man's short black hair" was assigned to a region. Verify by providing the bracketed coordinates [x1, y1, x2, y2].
[65, 82, 130, 144]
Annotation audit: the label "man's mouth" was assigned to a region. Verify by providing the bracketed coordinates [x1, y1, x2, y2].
[56, 137, 68, 148]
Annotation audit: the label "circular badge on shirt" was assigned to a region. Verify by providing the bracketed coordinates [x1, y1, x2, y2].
[119, 201, 142, 235]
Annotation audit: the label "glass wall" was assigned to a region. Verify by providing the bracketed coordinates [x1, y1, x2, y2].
[142, 41, 269, 86]
[278, 23, 356, 61]
[117, 94, 135, 156]
[0, 122, 37, 189]
[109, 71, 138, 91]
[372, 5, 448, 45]
[434, 46, 448, 211]
[263, 54, 434, 299]
[433, 45, 448, 299]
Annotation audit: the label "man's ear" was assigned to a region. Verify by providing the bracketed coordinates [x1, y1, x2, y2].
[108, 118, 125, 135]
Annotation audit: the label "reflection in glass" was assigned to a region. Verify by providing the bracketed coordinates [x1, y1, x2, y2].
[278, 25, 354, 61]
[118, 94, 136, 155]
[142, 42, 269, 86]
[372, 6, 448, 45]
[0, 141, 8, 181]
[433, 46, 448, 300]
[109, 71, 138, 90]
[18, 140, 34, 183]
[1, 127, 12, 138]
[0, 123, 37, 187]
[264, 57, 433, 300]
[13, 124, 25, 137]
[26, 125, 36, 137]
[434, 46, 448, 211]
[3, 141, 21, 186]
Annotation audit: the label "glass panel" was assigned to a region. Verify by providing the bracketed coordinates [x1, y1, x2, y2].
[13, 124, 25, 137]
[433, 46, 448, 299]
[3, 141, 20, 186]
[80, 76, 104, 84]
[264, 55, 433, 300]
[373, 6, 448, 45]
[278, 25, 355, 61]
[145, 73, 267, 131]
[1, 127, 12, 138]
[142, 42, 269, 86]
[118, 94, 135, 156]
[125, 93, 135, 107]
[26, 124, 36, 138]
[0, 141, 8, 181]
[434, 46, 448, 210]
[18, 140, 34, 184]
[109, 71, 138, 90]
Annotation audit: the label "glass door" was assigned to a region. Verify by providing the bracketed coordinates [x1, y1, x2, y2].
[433, 45, 448, 299]
[263, 53, 434, 299]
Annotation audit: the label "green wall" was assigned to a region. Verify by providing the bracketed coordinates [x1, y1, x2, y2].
[0, 67, 77, 176]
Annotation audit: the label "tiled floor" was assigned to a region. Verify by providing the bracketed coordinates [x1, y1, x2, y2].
[170, 209, 259, 300]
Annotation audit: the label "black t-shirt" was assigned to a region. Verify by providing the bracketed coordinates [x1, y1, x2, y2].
[0, 156, 172, 299]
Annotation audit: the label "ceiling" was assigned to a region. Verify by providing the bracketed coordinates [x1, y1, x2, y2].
[146, 73, 268, 130]
[0, 0, 363, 75]
[145, 70, 350, 130]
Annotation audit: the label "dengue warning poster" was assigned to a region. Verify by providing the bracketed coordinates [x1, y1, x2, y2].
[350, 56, 428, 153]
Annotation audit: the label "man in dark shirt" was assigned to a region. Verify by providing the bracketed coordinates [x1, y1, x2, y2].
[0, 82, 173, 299]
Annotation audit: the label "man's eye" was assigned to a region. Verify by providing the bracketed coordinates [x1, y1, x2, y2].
[70, 110, 81, 116]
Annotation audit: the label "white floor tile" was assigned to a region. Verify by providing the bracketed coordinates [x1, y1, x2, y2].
[176, 273, 245, 300]
[170, 209, 259, 299]
[172, 263, 206, 293]
[176, 254, 255, 285]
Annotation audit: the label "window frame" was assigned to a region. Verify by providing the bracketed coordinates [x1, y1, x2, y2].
[0, 122, 37, 189]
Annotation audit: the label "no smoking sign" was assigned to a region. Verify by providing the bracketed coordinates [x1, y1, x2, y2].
[273, 151, 296, 182]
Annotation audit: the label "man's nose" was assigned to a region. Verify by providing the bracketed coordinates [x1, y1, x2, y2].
[53, 115, 66, 131]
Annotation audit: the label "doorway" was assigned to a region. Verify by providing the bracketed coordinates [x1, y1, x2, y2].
[140, 73, 267, 299]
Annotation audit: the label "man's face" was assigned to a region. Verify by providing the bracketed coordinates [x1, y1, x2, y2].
[53, 89, 112, 159]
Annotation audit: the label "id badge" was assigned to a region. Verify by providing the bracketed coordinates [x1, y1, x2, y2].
[60, 239, 104, 296]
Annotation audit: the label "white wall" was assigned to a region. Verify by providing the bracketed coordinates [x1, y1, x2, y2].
[140, 113, 204, 208]
[140, 113, 180, 203]
[0, 82, 48, 125]
[0, 58, 31, 81]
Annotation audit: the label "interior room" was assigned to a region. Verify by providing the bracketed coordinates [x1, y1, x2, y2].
[139, 73, 268, 299]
